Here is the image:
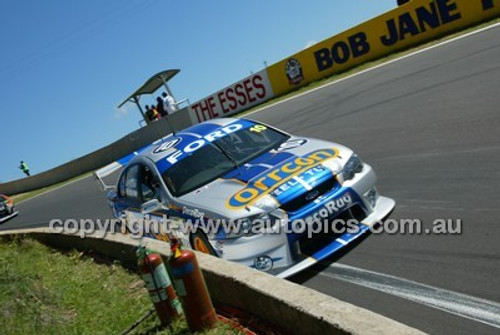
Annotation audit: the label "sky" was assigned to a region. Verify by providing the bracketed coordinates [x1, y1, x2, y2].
[0, 0, 397, 183]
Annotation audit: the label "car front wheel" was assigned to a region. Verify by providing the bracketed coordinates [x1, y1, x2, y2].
[190, 231, 217, 256]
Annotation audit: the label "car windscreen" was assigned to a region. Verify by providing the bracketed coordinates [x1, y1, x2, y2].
[162, 124, 290, 197]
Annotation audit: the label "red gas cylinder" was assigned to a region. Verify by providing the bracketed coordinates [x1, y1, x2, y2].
[137, 247, 183, 325]
[169, 238, 217, 332]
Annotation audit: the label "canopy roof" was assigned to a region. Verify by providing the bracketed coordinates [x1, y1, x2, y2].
[118, 69, 180, 108]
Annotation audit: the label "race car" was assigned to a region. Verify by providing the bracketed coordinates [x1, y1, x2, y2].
[0, 194, 18, 223]
[96, 118, 395, 278]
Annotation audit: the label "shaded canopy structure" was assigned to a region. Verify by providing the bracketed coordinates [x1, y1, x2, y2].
[118, 69, 180, 122]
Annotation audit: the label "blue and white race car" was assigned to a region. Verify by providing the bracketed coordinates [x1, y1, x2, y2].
[96, 118, 395, 278]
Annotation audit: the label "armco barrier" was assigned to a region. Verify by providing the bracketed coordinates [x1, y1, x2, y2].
[266, 0, 500, 96]
[0, 108, 192, 195]
[0, 227, 423, 335]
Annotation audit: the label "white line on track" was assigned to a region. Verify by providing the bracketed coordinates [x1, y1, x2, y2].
[245, 22, 500, 119]
[314, 263, 500, 329]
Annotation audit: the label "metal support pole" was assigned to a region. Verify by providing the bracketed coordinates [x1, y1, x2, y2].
[132, 96, 149, 124]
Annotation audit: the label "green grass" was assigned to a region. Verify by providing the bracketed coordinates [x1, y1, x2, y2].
[239, 17, 500, 118]
[0, 238, 239, 335]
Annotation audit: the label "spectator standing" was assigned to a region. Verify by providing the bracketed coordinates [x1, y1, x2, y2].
[162, 92, 177, 115]
[156, 96, 166, 117]
[145, 105, 154, 122]
[19, 161, 30, 177]
[151, 105, 160, 121]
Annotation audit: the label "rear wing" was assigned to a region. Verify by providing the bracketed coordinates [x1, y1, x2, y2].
[93, 162, 123, 191]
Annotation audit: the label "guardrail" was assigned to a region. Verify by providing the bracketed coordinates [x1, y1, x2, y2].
[0, 227, 423, 335]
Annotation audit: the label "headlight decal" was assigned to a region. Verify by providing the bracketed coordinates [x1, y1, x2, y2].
[342, 154, 363, 181]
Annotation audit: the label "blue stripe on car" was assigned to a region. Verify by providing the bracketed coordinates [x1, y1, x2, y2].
[311, 225, 370, 261]
[222, 151, 295, 183]
[273, 166, 334, 205]
[183, 122, 225, 136]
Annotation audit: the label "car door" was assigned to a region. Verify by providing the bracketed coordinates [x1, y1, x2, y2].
[138, 164, 162, 205]
[115, 164, 145, 234]
[137, 164, 171, 241]
[137, 163, 192, 246]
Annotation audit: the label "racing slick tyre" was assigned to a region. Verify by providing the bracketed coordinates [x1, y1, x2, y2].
[190, 231, 217, 256]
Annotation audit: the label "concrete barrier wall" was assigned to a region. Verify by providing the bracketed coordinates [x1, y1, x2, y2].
[0, 228, 423, 335]
[0, 108, 193, 195]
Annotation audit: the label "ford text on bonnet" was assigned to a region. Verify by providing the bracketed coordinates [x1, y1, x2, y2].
[96, 118, 395, 278]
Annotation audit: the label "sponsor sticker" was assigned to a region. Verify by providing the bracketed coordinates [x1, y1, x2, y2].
[165, 123, 244, 164]
[272, 138, 308, 152]
[226, 148, 339, 209]
[303, 193, 353, 225]
[286, 58, 304, 85]
[182, 206, 205, 219]
[153, 138, 181, 154]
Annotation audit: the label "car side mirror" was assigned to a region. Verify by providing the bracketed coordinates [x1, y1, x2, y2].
[141, 199, 163, 214]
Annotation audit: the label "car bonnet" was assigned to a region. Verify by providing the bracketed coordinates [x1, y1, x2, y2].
[177, 137, 351, 218]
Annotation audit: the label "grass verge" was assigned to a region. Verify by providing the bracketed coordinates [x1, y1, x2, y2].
[0, 238, 238, 335]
